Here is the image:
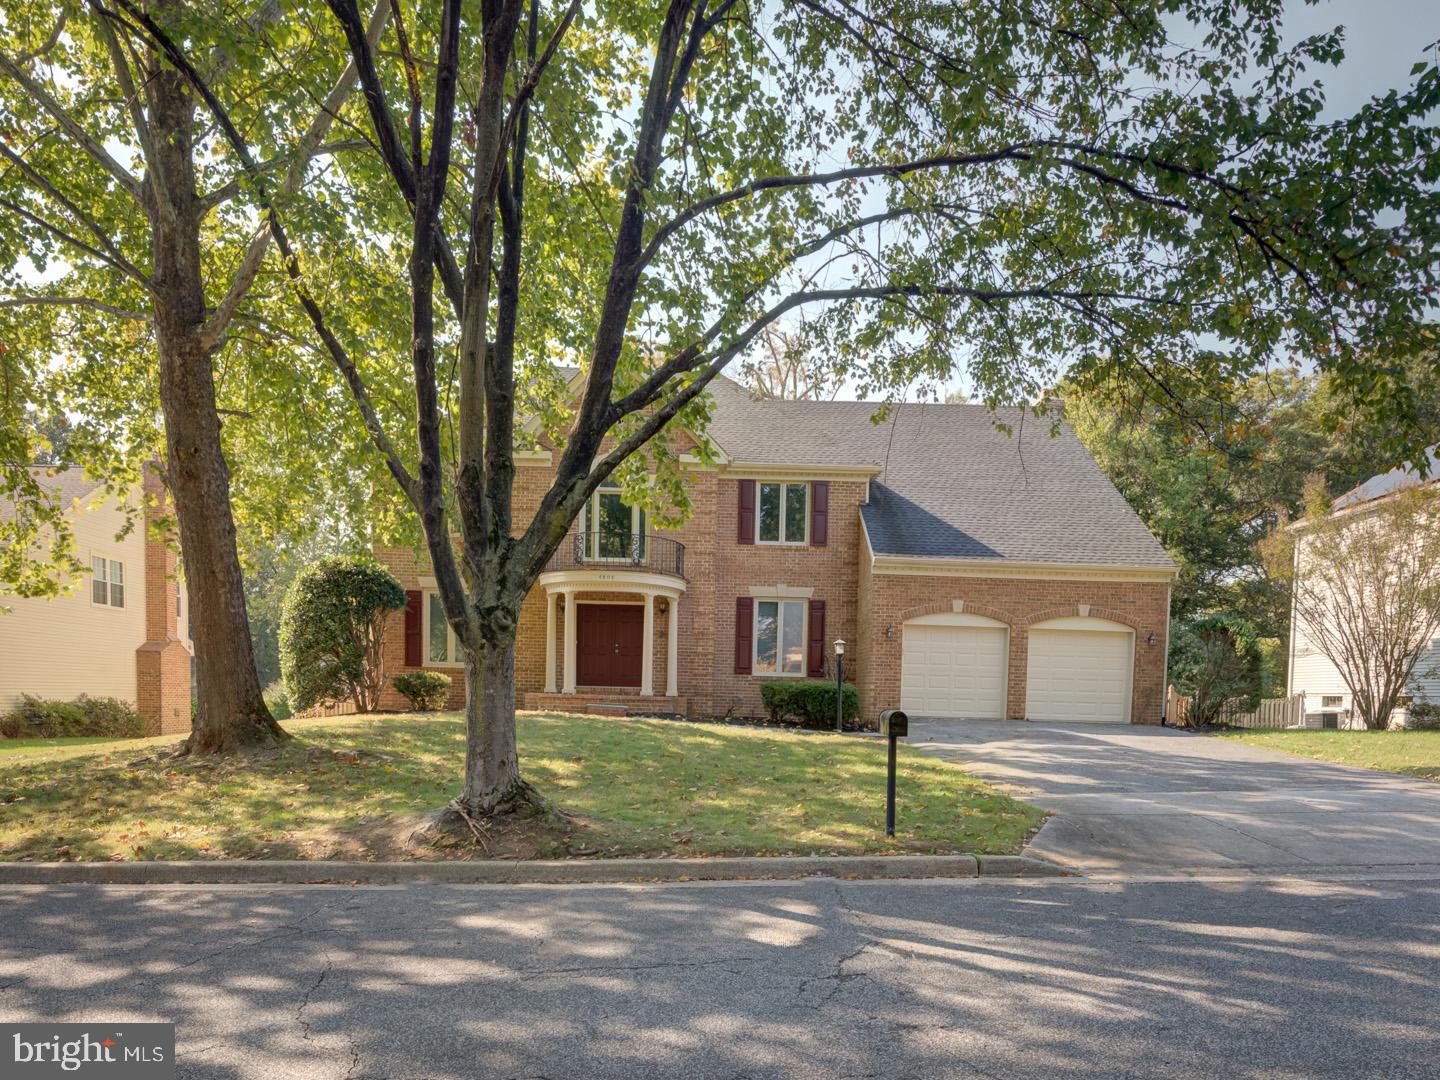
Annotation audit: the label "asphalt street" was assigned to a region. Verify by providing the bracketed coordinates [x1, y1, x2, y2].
[2, 873, 1438, 1079]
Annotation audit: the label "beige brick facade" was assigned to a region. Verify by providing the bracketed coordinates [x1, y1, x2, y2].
[375, 452, 1171, 726]
[135, 469, 193, 735]
[855, 563, 1170, 725]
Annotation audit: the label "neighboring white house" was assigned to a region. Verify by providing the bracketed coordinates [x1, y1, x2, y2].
[1287, 448, 1440, 728]
[0, 467, 193, 734]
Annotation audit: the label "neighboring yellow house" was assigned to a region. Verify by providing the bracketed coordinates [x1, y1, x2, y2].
[0, 467, 193, 735]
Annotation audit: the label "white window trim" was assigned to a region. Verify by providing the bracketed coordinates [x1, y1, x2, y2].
[90, 554, 126, 610]
[752, 596, 808, 678]
[424, 591, 466, 669]
[755, 480, 810, 546]
[579, 481, 648, 561]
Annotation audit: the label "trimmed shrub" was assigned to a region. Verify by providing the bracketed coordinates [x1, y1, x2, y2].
[761, 679, 860, 729]
[263, 680, 293, 722]
[393, 671, 452, 712]
[280, 556, 406, 713]
[0, 695, 144, 739]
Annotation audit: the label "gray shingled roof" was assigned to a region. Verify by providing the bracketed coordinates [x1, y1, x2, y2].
[705, 377, 1173, 568]
[0, 467, 101, 517]
[1333, 446, 1440, 510]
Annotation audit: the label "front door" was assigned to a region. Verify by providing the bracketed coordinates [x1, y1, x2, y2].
[576, 603, 644, 687]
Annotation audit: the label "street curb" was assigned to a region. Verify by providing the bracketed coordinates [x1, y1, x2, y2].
[0, 854, 1070, 886]
[975, 854, 1071, 877]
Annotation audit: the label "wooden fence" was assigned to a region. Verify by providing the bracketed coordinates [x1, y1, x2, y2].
[1166, 687, 1306, 729]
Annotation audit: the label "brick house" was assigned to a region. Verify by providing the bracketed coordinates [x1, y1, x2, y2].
[376, 376, 1175, 725]
[0, 467, 193, 734]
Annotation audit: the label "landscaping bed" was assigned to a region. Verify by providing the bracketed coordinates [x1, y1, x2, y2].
[1216, 728, 1440, 783]
[0, 712, 1043, 862]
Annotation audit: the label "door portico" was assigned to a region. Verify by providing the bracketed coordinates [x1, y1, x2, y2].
[537, 570, 685, 699]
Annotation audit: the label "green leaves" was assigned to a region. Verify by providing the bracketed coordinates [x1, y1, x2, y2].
[278, 555, 406, 712]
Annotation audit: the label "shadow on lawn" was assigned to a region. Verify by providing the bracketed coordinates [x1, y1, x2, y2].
[0, 876, 1435, 1077]
[0, 715, 1042, 862]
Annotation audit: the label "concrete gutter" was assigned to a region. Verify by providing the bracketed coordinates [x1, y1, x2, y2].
[0, 853, 1070, 886]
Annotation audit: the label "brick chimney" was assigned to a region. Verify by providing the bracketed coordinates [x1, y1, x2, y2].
[134, 466, 193, 735]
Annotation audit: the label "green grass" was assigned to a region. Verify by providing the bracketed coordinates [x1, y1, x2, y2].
[0, 737, 120, 755]
[0, 712, 1043, 862]
[1217, 728, 1440, 783]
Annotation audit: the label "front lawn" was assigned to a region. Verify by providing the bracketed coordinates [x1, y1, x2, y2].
[0, 712, 1043, 861]
[1216, 728, 1440, 783]
[0, 737, 122, 756]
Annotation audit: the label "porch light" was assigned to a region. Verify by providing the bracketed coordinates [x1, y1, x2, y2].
[1146, 632, 1157, 646]
[834, 639, 846, 656]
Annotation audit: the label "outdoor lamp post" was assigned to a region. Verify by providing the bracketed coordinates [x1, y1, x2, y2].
[834, 639, 846, 732]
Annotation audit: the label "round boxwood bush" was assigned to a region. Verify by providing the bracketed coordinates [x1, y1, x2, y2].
[392, 671, 452, 711]
[280, 556, 406, 713]
[761, 680, 860, 729]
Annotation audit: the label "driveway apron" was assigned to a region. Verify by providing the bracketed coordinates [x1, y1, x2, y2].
[909, 719, 1440, 875]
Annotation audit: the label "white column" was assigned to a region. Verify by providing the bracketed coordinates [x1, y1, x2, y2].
[543, 590, 557, 693]
[562, 590, 577, 694]
[640, 592, 655, 696]
[666, 595, 679, 698]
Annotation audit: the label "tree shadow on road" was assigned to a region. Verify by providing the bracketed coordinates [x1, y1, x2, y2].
[0, 875, 1435, 1078]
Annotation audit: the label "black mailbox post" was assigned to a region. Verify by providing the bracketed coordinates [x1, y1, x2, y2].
[878, 709, 909, 837]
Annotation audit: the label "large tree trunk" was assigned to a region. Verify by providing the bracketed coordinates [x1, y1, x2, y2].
[157, 330, 285, 753]
[454, 634, 536, 815]
[146, 21, 285, 755]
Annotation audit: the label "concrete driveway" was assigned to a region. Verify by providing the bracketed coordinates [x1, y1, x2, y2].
[911, 719, 1440, 875]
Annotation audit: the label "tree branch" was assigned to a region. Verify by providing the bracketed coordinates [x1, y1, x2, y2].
[198, 140, 373, 211]
[0, 141, 152, 287]
[0, 47, 143, 200]
[323, 0, 465, 316]
[197, 0, 390, 351]
[95, 0, 421, 513]
[0, 295, 149, 320]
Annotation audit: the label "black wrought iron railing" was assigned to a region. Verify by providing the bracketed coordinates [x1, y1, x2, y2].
[544, 530, 685, 579]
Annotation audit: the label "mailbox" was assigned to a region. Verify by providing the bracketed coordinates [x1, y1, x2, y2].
[879, 709, 908, 738]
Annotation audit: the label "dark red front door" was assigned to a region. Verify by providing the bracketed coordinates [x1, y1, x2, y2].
[576, 604, 644, 687]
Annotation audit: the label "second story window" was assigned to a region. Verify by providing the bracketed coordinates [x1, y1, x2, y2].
[91, 556, 125, 608]
[758, 482, 808, 544]
[579, 479, 647, 561]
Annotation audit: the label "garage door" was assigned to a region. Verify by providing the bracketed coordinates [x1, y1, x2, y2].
[1025, 617, 1133, 724]
[901, 614, 1008, 719]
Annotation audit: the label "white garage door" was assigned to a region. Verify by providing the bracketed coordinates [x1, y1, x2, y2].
[1025, 617, 1133, 724]
[901, 615, 1008, 719]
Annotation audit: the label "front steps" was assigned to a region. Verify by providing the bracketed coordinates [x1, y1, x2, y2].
[523, 690, 687, 717]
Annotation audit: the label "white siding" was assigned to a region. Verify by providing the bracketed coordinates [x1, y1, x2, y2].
[0, 490, 148, 712]
[1287, 527, 1440, 711]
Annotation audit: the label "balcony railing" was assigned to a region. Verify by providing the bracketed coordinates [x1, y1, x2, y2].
[544, 530, 685, 579]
